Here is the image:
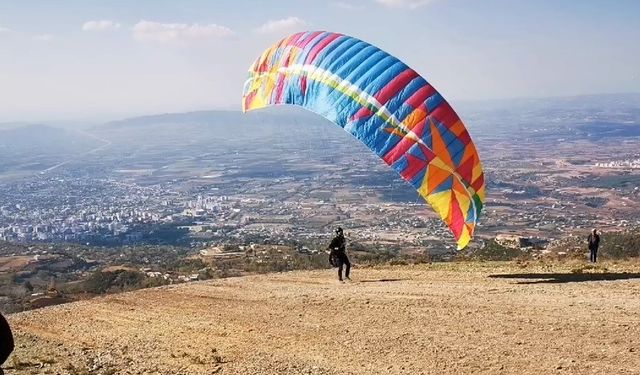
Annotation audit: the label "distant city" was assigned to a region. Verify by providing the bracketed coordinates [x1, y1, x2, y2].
[594, 158, 640, 169]
[1, 94, 640, 254]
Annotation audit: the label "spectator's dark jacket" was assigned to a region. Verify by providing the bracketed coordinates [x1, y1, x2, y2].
[588, 233, 600, 250]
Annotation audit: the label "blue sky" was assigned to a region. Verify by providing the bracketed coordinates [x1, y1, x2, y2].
[1, 0, 639, 121]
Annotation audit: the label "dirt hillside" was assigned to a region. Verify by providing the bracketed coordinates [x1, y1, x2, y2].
[4, 261, 640, 375]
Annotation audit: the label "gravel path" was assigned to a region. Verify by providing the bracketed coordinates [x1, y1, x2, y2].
[3, 261, 640, 374]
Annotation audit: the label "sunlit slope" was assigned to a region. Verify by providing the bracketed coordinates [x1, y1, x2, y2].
[6, 262, 640, 375]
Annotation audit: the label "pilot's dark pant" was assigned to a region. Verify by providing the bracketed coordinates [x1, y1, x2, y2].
[590, 247, 598, 263]
[336, 252, 351, 280]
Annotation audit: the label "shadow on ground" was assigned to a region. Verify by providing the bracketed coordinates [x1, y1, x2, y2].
[488, 272, 640, 284]
[359, 278, 406, 283]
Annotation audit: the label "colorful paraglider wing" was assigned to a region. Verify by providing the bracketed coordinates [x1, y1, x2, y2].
[242, 31, 485, 249]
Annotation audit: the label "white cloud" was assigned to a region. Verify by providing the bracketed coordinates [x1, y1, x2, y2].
[132, 20, 234, 44]
[0, 26, 11, 33]
[375, 0, 438, 9]
[33, 33, 54, 41]
[255, 16, 307, 35]
[82, 20, 121, 32]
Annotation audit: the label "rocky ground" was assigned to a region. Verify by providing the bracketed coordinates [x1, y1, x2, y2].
[3, 260, 640, 375]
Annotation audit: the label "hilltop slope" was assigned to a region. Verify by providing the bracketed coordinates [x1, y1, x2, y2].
[4, 262, 640, 375]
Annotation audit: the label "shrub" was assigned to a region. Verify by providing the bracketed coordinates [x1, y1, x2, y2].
[600, 229, 640, 259]
[83, 270, 146, 294]
[472, 240, 526, 261]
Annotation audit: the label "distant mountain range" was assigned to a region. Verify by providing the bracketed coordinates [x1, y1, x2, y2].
[92, 93, 640, 141]
[97, 107, 330, 130]
[2, 92, 639, 162]
[99, 92, 640, 125]
[0, 124, 100, 153]
[0, 124, 104, 174]
[457, 92, 640, 111]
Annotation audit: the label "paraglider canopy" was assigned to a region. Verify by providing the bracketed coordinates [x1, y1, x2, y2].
[243, 31, 485, 249]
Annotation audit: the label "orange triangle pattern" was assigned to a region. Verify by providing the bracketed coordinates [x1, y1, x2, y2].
[426, 165, 452, 195]
[429, 119, 454, 169]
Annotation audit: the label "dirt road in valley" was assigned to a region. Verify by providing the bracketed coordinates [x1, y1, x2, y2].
[4, 261, 640, 374]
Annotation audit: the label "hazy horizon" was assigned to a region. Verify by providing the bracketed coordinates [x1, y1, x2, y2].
[2, 91, 639, 126]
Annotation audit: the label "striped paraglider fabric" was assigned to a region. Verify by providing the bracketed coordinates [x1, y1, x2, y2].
[242, 31, 485, 249]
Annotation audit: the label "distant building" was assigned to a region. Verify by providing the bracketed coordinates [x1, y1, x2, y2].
[495, 234, 548, 249]
[200, 247, 223, 256]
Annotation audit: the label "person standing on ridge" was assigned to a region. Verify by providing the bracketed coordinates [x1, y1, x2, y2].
[0, 311, 14, 372]
[588, 228, 601, 263]
[328, 227, 351, 282]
